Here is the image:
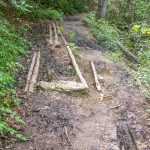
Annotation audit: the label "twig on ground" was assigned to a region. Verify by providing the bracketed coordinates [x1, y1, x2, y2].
[64, 126, 72, 145]
[108, 104, 121, 111]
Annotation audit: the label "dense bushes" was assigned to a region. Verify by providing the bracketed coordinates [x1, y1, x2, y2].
[0, 0, 86, 21]
[30, 0, 86, 15]
[84, 12, 120, 51]
[32, 8, 63, 20]
[0, 13, 28, 140]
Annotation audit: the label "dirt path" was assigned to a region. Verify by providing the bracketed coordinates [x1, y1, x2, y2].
[4, 18, 150, 150]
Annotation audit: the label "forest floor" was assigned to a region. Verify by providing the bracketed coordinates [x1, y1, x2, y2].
[2, 16, 150, 150]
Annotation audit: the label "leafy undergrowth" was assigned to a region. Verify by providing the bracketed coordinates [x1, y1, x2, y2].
[32, 8, 63, 20]
[83, 12, 150, 99]
[0, 13, 29, 141]
[83, 12, 120, 51]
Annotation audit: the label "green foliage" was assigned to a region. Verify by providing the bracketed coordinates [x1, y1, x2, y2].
[106, 50, 123, 62]
[0, 0, 32, 16]
[84, 12, 120, 51]
[69, 31, 76, 40]
[32, 8, 63, 20]
[12, 0, 32, 13]
[0, 14, 28, 140]
[106, 0, 150, 27]
[134, 0, 150, 21]
[137, 66, 150, 96]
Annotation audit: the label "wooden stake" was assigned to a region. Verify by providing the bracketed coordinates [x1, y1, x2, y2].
[91, 60, 101, 92]
[25, 52, 37, 92]
[52, 22, 60, 47]
[28, 51, 41, 93]
[67, 46, 88, 89]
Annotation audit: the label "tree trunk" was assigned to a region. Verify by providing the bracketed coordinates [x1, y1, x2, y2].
[128, 0, 134, 24]
[97, 0, 108, 18]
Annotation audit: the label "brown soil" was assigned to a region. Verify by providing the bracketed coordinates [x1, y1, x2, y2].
[1, 17, 150, 150]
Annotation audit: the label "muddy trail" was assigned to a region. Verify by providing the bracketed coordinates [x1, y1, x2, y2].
[2, 17, 150, 150]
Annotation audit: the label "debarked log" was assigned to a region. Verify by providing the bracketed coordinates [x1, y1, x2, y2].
[28, 51, 41, 93]
[57, 23, 69, 46]
[67, 46, 89, 89]
[117, 41, 139, 63]
[37, 81, 87, 92]
[25, 52, 37, 92]
[48, 24, 53, 45]
[52, 22, 60, 47]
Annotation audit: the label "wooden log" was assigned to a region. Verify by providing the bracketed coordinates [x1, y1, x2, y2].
[28, 51, 41, 93]
[37, 81, 86, 92]
[52, 22, 60, 47]
[91, 60, 101, 92]
[117, 41, 139, 63]
[25, 52, 37, 92]
[56, 23, 69, 46]
[48, 23, 53, 45]
[67, 46, 88, 89]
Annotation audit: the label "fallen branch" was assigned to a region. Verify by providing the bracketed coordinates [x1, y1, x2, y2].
[117, 41, 139, 63]
[91, 60, 101, 92]
[52, 22, 60, 47]
[28, 51, 41, 93]
[37, 80, 86, 92]
[108, 104, 121, 111]
[67, 46, 88, 89]
[64, 126, 72, 145]
[25, 52, 37, 92]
